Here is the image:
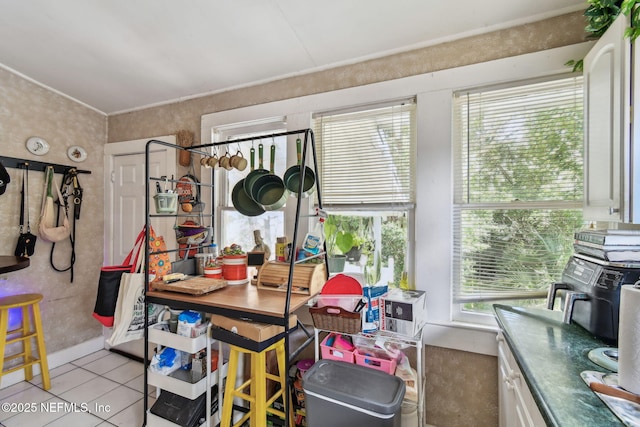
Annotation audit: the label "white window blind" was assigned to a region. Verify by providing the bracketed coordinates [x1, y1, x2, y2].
[313, 100, 416, 206]
[452, 76, 585, 305]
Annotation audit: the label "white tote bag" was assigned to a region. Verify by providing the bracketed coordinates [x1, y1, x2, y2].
[106, 237, 146, 346]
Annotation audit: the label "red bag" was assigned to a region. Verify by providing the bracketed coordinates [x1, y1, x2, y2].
[92, 228, 145, 327]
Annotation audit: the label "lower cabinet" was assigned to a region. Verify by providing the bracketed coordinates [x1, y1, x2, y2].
[497, 332, 546, 427]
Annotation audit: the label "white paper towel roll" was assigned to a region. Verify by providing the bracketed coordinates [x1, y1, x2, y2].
[618, 285, 640, 395]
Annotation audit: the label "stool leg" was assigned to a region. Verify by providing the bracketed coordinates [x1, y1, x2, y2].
[31, 303, 50, 390]
[221, 348, 239, 427]
[275, 342, 294, 427]
[253, 348, 267, 427]
[21, 306, 33, 381]
[0, 309, 8, 388]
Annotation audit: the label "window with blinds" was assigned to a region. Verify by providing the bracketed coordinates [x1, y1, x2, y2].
[312, 100, 416, 286]
[452, 76, 585, 310]
[313, 100, 416, 207]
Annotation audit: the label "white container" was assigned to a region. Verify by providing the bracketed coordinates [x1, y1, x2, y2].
[316, 294, 362, 311]
[194, 253, 212, 276]
[401, 401, 418, 427]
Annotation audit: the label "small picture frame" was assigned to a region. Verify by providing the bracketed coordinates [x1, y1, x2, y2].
[247, 251, 266, 266]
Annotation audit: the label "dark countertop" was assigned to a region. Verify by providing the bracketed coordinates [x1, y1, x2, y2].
[0, 256, 29, 273]
[493, 304, 623, 427]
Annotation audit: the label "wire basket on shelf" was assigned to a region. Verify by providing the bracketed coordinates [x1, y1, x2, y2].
[309, 305, 362, 335]
[174, 223, 208, 245]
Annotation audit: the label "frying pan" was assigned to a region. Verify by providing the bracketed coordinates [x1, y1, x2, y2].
[283, 138, 316, 198]
[243, 143, 269, 199]
[231, 147, 265, 217]
[250, 145, 289, 210]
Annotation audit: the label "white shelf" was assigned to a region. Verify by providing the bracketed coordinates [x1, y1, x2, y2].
[149, 324, 209, 353]
[146, 411, 213, 427]
[148, 369, 208, 400]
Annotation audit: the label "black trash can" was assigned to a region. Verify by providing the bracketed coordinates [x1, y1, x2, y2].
[303, 359, 406, 427]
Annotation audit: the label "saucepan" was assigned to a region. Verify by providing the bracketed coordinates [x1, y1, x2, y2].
[232, 147, 265, 217]
[283, 137, 316, 198]
[243, 143, 269, 198]
[250, 144, 289, 210]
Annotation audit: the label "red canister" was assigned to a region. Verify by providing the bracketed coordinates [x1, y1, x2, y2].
[222, 254, 248, 285]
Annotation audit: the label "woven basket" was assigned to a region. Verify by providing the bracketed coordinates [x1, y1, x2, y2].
[309, 305, 361, 335]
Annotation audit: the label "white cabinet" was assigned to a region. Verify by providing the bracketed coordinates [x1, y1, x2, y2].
[497, 332, 546, 427]
[583, 14, 640, 222]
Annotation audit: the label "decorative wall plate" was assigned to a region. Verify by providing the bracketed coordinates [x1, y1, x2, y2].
[67, 145, 87, 162]
[25, 137, 49, 156]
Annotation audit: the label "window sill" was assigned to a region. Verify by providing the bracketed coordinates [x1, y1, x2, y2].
[421, 320, 499, 356]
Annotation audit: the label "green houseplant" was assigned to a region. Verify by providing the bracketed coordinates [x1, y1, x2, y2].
[324, 215, 354, 272]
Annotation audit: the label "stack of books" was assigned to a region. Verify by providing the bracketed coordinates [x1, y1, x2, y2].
[574, 229, 640, 262]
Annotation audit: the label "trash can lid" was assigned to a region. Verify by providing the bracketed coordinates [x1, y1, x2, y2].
[302, 359, 406, 415]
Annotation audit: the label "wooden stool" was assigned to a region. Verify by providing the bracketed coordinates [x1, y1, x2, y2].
[220, 338, 293, 427]
[0, 293, 50, 390]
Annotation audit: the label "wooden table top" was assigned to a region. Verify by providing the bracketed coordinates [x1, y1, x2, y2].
[147, 281, 313, 319]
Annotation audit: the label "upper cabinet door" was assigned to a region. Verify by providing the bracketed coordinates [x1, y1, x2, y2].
[583, 14, 631, 222]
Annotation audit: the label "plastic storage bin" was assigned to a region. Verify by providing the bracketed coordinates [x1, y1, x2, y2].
[320, 333, 356, 363]
[354, 349, 397, 374]
[153, 192, 178, 214]
[303, 359, 405, 427]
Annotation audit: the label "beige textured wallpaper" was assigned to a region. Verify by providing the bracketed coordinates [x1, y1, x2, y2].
[0, 66, 107, 355]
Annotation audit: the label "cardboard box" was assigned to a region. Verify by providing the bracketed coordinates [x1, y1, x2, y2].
[362, 286, 387, 333]
[380, 289, 426, 337]
[210, 314, 297, 342]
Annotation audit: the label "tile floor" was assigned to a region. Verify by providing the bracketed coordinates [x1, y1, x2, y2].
[0, 349, 153, 427]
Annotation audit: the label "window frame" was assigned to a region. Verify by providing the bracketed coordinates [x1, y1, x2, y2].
[451, 75, 585, 325]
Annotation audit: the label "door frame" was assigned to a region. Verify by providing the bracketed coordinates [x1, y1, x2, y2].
[104, 136, 177, 265]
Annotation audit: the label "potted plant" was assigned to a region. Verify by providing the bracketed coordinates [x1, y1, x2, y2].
[324, 215, 354, 273]
[567, 0, 640, 71]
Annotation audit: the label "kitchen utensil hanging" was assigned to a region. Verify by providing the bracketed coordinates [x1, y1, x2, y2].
[232, 144, 265, 216]
[284, 136, 316, 198]
[244, 142, 269, 198]
[177, 130, 194, 167]
[250, 143, 289, 210]
[176, 162, 204, 213]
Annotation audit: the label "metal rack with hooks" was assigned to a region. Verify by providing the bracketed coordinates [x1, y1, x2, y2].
[142, 128, 326, 426]
[0, 155, 91, 175]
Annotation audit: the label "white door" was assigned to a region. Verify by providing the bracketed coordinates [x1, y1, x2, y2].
[103, 136, 176, 356]
[104, 136, 177, 265]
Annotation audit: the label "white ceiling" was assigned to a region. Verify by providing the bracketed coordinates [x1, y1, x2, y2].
[0, 0, 586, 115]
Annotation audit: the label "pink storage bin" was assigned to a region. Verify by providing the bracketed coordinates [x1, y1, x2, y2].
[320, 333, 356, 364]
[354, 349, 397, 375]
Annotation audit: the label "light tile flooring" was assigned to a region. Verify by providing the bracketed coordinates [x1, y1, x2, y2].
[0, 350, 153, 427]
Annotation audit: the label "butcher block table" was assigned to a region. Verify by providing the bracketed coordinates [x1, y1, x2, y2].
[146, 281, 313, 326]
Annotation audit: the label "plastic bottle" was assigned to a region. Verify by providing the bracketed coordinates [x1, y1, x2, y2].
[302, 217, 325, 255]
[207, 243, 218, 258]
